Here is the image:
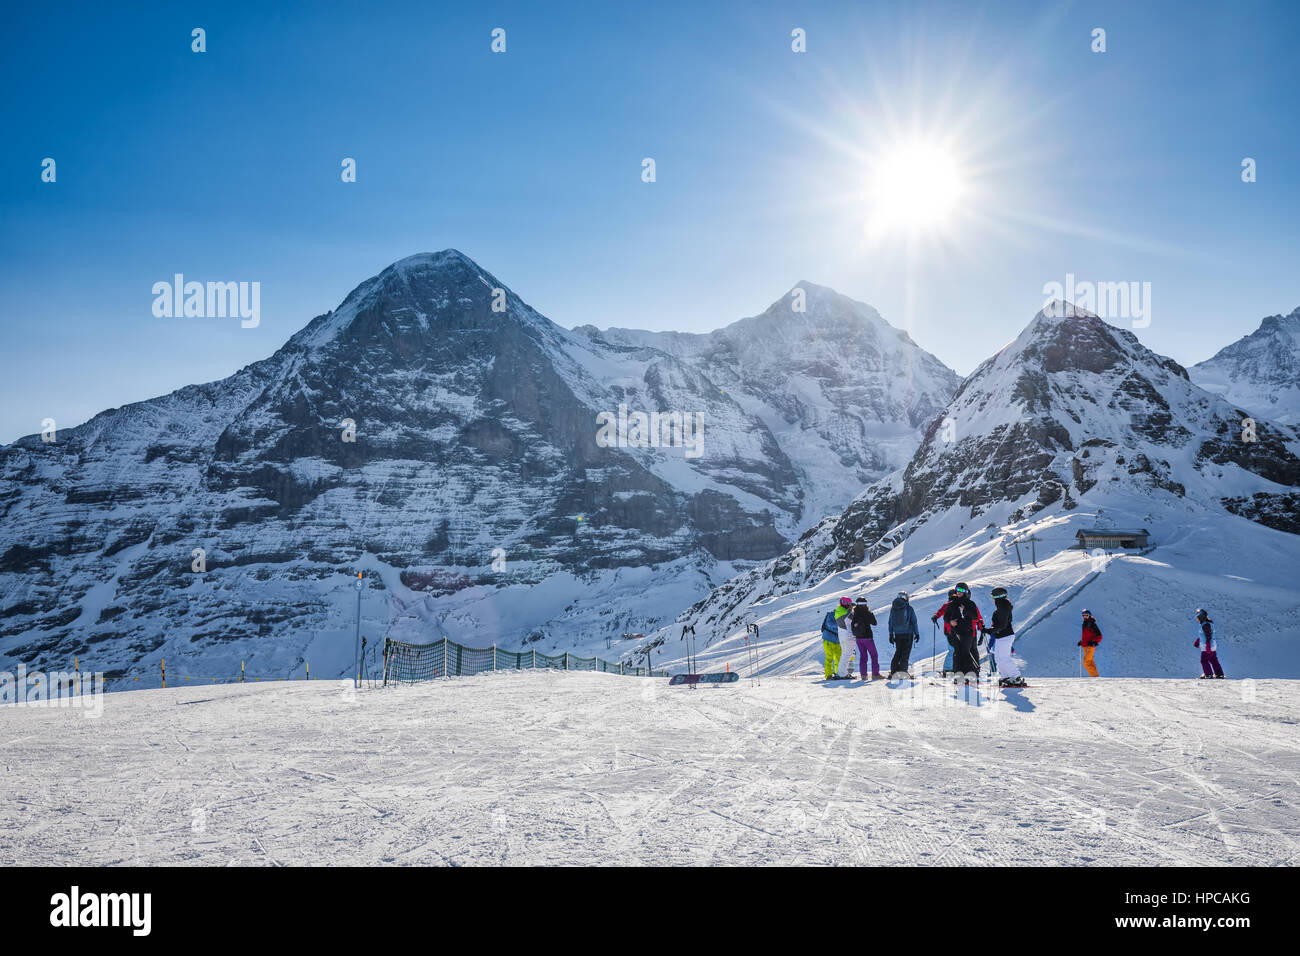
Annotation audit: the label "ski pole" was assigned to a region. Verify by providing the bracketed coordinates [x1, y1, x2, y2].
[932, 619, 937, 676]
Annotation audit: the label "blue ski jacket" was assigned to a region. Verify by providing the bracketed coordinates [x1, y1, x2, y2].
[888, 598, 919, 636]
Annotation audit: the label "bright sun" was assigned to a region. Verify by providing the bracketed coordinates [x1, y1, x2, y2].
[868, 142, 965, 235]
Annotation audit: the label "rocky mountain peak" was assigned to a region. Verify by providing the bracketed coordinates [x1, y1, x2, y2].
[1190, 305, 1300, 425]
[290, 249, 553, 355]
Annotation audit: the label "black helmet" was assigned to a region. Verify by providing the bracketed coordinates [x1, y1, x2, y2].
[991, 586, 1008, 600]
[1195, 608, 1208, 620]
[947, 588, 957, 599]
[855, 596, 869, 604]
[954, 582, 970, 595]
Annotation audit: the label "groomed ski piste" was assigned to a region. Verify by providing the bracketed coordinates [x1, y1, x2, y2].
[2, 668, 1297, 866]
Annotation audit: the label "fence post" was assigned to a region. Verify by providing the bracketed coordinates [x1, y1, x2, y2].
[74, 657, 79, 697]
[456, 642, 462, 676]
[532, 649, 536, 669]
[564, 652, 569, 670]
[443, 637, 448, 679]
[161, 658, 165, 689]
[492, 644, 496, 672]
[241, 660, 245, 683]
[306, 660, 310, 681]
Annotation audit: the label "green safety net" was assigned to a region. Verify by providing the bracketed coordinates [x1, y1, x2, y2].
[382, 638, 667, 685]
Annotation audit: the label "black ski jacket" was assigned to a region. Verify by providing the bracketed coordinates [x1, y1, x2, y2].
[944, 596, 982, 639]
[988, 599, 1014, 638]
[851, 605, 877, 640]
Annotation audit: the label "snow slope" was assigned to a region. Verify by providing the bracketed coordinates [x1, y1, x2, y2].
[661, 304, 1300, 678]
[655, 503, 1300, 680]
[2, 673, 1296, 866]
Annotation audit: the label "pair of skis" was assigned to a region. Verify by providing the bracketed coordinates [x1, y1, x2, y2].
[674, 624, 702, 690]
[743, 623, 761, 685]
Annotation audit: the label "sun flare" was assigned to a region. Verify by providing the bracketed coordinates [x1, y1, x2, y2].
[868, 142, 965, 235]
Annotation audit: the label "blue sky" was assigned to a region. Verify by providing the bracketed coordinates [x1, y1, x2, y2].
[2, 0, 1297, 443]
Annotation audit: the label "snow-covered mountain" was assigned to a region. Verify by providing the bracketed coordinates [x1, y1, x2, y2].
[1190, 306, 1300, 425]
[664, 304, 1300, 678]
[0, 252, 956, 679]
[579, 283, 960, 522]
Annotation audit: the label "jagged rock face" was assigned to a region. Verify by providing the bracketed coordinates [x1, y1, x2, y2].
[201, 255, 793, 565]
[1191, 307, 1300, 425]
[0, 252, 958, 675]
[832, 307, 1300, 558]
[1222, 492, 1300, 535]
[678, 304, 1300, 635]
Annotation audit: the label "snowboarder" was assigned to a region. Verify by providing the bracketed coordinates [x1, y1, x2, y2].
[986, 586, 1025, 687]
[932, 588, 957, 675]
[1194, 608, 1224, 679]
[852, 597, 882, 679]
[1079, 609, 1102, 677]
[887, 591, 920, 678]
[944, 582, 983, 680]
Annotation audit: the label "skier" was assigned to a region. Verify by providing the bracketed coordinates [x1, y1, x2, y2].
[852, 597, 882, 679]
[932, 588, 957, 675]
[1079, 609, 1102, 677]
[1194, 608, 1225, 679]
[820, 601, 844, 679]
[887, 591, 920, 678]
[835, 596, 857, 679]
[944, 582, 983, 681]
[821, 597, 854, 679]
[987, 586, 1025, 687]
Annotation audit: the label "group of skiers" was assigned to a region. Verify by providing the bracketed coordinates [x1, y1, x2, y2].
[819, 587, 1226, 683]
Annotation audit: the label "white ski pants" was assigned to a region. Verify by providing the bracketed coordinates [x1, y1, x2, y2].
[837, 630, 855, 677]
[993, 637, 1021, 679]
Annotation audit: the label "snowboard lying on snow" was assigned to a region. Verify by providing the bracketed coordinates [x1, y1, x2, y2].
[669, 672, 740, 686]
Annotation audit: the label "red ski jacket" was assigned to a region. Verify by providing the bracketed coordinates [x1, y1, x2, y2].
[932, 601, 952, 636]
[1081, 619, 1103, 646]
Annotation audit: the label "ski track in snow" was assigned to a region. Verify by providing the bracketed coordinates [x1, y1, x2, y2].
[2, 672, 1297, 866]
